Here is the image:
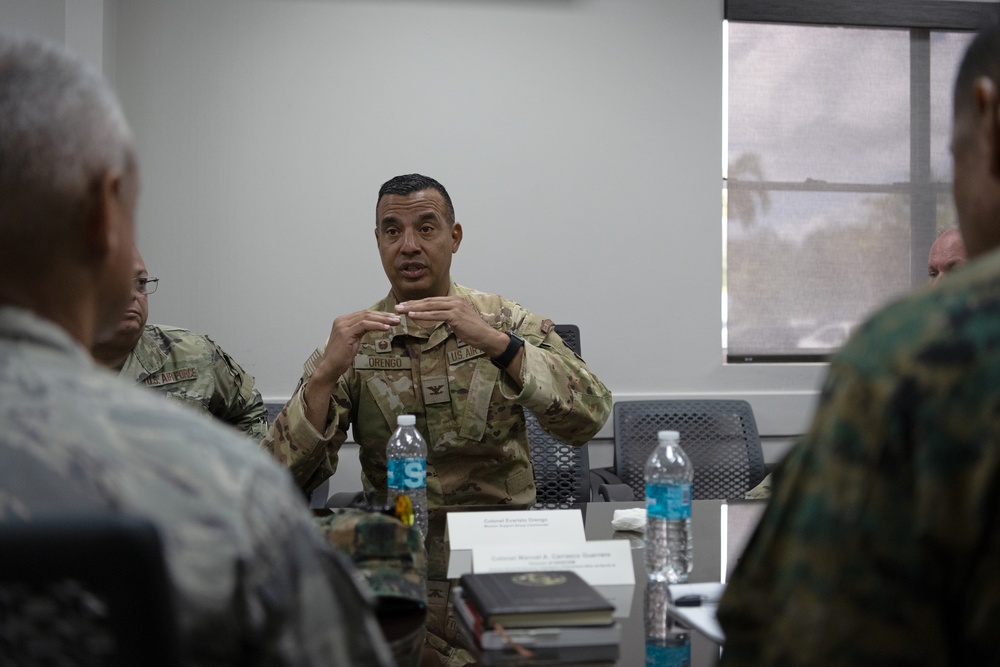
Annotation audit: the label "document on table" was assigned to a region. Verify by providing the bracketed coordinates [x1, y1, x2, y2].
[667, 582, 725, 644]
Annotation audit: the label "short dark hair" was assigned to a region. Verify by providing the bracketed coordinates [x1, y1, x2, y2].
[955, 19, 1000, 116]
[377, 174, 455, 224]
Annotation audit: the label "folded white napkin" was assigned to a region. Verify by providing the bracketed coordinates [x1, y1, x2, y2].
[611, 507, 647, 533]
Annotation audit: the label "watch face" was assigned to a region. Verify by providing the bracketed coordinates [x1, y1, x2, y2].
[492, 331, 525, 369]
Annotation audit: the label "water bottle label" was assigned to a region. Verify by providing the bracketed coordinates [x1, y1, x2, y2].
[645, 642, 691, 667]
[387, 458, 426, 490]
[645, 483, 691, 520]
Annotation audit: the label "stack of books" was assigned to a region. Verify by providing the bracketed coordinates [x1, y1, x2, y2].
[451, 570, 620, 666]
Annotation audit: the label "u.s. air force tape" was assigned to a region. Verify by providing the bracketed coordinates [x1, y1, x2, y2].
[447, 346, 485, 365]
[143, 368, 198, 386]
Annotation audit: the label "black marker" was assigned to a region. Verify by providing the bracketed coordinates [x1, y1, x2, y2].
[673, 595, 719, 607]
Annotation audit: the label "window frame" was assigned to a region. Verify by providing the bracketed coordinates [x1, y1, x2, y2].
[725, 0, 997, 32]
[723, 0, 992, 363]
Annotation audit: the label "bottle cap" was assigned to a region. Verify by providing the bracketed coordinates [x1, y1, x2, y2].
[657, 430, 680, 441]
[397, 414, 416, 426]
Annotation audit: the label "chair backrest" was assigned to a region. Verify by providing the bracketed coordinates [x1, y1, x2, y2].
[527, 411, 592, 509]
[265, 401, 284, 425]
[612, 399, 765, 500]
[529, 324, 591, 509]
[0, 514, 181, 667]
[552, 324, 581, 357]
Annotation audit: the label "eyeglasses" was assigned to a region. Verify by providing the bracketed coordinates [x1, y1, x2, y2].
[135, 277, 159, 295]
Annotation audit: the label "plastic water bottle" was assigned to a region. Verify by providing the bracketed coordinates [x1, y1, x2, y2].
[644, 580, 691, 667]
[644, 430, 693, 583]
[645, 634, 692, 667]
[386, 414, 428, 541]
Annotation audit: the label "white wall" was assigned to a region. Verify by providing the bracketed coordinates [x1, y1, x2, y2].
[3, 0, 829, 453]
[111, 0, 827, 441]
[0, 0, 64, 43]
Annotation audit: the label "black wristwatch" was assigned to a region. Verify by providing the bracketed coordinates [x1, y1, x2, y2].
[491, 332, 525, 370]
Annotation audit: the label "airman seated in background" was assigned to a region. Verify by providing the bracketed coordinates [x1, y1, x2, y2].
[0, 30, 392, 665]
[264, 173, 612, 665]
[92, 248, 268, 441]
[928, 225, 967, 284]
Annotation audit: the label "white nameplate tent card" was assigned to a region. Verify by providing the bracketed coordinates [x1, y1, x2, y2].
[445, 510, 585, 578]
[445, 509, 635, 617]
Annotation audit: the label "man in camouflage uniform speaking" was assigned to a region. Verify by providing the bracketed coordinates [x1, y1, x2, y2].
[92, 247, 268, 441]
[718, 23, 1000, 665]
[0, 31, 393, 666]
[264, 173, 612, 663]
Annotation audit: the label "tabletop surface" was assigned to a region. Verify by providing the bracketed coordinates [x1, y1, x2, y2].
[582, 499, 765, 667]
[426, 499, 766, 665]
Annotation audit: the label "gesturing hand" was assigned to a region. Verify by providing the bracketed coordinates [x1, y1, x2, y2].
[395, 296, 510, 358]
[314, 309, 401, 382]
[302, 309, 400, 432]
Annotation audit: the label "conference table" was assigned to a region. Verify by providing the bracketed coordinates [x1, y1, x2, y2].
[321, 498, 766, 666]
[581, 499, 766, 667]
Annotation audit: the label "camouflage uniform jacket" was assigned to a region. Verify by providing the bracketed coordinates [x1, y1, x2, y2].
[0, 306, 393, 667]
[718, 250, 1000, 665]
[120, 324, 268, 441]
[265, 283, 612, 509]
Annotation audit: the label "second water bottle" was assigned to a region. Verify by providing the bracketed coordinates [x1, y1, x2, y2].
[644, 429, 693, 583]
[386, 414, 429, 541]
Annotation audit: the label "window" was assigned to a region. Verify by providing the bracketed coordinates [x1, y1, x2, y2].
[723, 1, 991, 362]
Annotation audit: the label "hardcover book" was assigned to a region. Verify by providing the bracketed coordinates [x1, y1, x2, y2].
[459, 570, 615, 628]
[451, 587, 621, 651]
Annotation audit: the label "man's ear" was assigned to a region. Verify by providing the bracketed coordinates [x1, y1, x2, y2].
[82, 171, 125, 258]
[974, 77, 1000, 177]
[451, 221, 463, 253]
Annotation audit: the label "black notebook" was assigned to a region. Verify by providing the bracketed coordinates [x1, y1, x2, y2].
[459, 570, 614, 628]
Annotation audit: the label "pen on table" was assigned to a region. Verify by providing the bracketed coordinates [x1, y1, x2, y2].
[673, 594, 721, 607]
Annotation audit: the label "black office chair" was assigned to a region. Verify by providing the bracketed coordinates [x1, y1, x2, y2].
[528, 324, 594, 509]
[552, 324, 581, 360]
[264, 400, 284, 426]
[593, 399, 765, 501]
[0, 514, 181, 667]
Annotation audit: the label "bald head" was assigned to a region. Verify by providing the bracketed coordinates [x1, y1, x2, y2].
[92, 247, 151, 370]
[0, 31, 139, 346]
[928, 227, 967, 285]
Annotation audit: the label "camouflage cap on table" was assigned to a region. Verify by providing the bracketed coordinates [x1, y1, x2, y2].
[316, 508, 427, 604]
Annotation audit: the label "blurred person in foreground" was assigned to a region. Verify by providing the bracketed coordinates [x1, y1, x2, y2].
[0, 30, 392, 666]
[92, 247, 269, 441]
[264, 173, 612, 665]
[928, 224, 968, 284]
[719, 23, 1000, 665]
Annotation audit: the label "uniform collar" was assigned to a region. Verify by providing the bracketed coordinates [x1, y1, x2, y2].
[370, 281, 469, 350]
[377, 283, 463, 348]
[123, 326, 167, 377]
[0, 305, 95, 367]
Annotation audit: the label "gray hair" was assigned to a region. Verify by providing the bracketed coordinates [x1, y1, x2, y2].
[0, 31, 135, 252]
[936, 225, 960, 239]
